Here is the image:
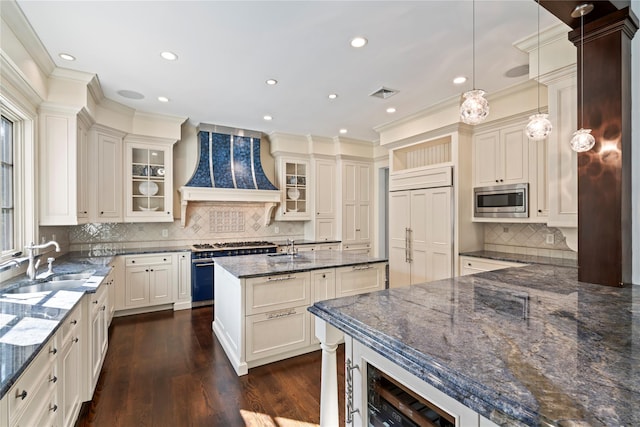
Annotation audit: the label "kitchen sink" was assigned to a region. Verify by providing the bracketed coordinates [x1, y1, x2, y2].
[50, 270, 96, 281]
[3, 280, 87, 294]
[267, 253, 312, 264]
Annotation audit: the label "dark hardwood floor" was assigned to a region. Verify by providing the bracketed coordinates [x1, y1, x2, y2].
[76, 307, 345, 427]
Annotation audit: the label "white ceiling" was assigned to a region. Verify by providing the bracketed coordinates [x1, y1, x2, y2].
[16, 0, 564, 143]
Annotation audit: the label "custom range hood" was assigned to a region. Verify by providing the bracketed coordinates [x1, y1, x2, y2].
[178, 124, 280, 227]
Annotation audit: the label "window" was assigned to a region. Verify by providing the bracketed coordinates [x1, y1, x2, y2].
[1, 115, 14, 254]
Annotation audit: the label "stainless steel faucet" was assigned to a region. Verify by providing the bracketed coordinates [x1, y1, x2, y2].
[25, 241, 60, 280]
[286, 239, 297, 257]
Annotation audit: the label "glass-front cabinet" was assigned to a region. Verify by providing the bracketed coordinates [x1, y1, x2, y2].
[125, 136, 175, 222]
[276, 158, 310, 220]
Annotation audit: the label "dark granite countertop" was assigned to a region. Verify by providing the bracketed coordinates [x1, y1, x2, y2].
[460, 250, 578, 268]
[309, 264, 639, 426]
[213, 250, 387, 278]
[271, 239, 341, 247]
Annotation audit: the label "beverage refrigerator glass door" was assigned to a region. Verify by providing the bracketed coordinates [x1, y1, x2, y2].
[474, 183, 528, 218]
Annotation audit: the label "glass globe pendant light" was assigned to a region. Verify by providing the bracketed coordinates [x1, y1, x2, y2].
[525, 0, 552, 141]
[460, 0, 489, 125]
[569, 3, 595, 152]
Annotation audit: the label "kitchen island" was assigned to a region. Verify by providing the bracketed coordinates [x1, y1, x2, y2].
[212, 250, 387, 375]
[310, 264, 639, 426]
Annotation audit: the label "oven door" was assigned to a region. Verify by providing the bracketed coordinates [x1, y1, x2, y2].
[191, 258, 214, 307]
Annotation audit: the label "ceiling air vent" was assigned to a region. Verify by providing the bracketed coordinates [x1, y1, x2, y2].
[369, 87, 398, 99]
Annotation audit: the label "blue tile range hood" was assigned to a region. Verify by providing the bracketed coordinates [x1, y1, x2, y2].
[179, 124, 281, 227]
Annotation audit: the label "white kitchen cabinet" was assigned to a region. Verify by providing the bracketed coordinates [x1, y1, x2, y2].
[473, 123, 529, 187]
[59, 303, 82, 427]
[530, 137, 549, 220]
[389, 186, 453, 288]
[123, 254, 173, 309]
[76, 115, 91, 222]
[341, 161, 372, 246]
[275, 158, 310, 220]
[546, 74, 578, 228]
[459, 256, 527, 276]
[86, 284, 108, 399]
[104, 265, 117, 325]
[91, 126, 124, 222]
[305, 159, 337, 240]
[311, 269, 335, 344]
[294, 242, 340, 253]
[39, 106, 93, 226]
[7, 334, 59, 427]
[124, 136, 175, 222]
[175, 252, 192, 310]
[335, 263, 386, 297]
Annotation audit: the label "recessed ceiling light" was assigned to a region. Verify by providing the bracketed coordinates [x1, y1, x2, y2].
[59, 53, 76, 61]
[328, 93, 338, 99]
[266, 79, 278, 85]
[386, 107, 396, 113]
[350, 37, 368, 48]
[263, 115, 273, 121]
[339, 129, 348, 134]
[160, 51, 178, 61]
[158, 96, 170, 103]
[117, 90, 144, 100]
[453, 76, 467, 85]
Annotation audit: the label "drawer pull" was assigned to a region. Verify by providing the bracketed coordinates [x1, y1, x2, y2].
[353, 265, 373, 271]
[49, 347, 57, 355]
[17, 390, 27, 400]
[267, 309, 296, 319]
[467, 262, 472, 267]
[73, 337, 79, 343]
[49, 375, 58, 383]
[101, 305, 106, 311]
[70, 319, 77, 325]
[267, 275, 295, 282]
[93, 300, 99, 304]
[50, 404, 58, 412]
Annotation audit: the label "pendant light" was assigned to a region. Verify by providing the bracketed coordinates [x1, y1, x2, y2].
[460, 0, 489, 125]
[525, 0, 553, 141]
[569, 3, 595, 152]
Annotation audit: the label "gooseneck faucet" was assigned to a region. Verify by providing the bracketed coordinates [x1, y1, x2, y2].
[25, 241, 60, 280]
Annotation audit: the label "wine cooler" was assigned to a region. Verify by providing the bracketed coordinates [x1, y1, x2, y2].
[367, 365, 455, 427]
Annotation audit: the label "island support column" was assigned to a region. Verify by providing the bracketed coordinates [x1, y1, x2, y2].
[315, 318, 344, 427]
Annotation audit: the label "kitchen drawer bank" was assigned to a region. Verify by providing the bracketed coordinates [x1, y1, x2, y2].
[0, 266, 112, 427]
[213, 250, 387, 375]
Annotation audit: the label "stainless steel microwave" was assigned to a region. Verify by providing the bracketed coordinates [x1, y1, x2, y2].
[474, 183, 528, 218]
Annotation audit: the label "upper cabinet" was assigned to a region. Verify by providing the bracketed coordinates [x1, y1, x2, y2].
[473, 123, 529, 187]
[124, 136, 175, 222]
[304, 158, 337, 241]
[91, 125, 124, 222]
[275, 158, 310, 220]
[339, 160, 372, 246]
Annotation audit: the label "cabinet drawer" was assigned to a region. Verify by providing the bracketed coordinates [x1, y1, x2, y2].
[8, 337, 57, 424]
[245, 272, 311, 315]
[125, 254, 172, 267]
[459, 256, 527, 276]
[245, 307, 310, 362]
[90, 283, 108, 313]
[59, 303, 82, 345]
[336, 263, 385, 297]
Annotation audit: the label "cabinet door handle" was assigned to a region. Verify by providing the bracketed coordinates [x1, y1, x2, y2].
[49, 347, 57, 355]
[73, 337, 79, 343]
[322, 274, 326, 278]
[101, 305, 106, 311]
[16, 390, 27, 400]
[93, 300, 98, 304]
[49, 404, 58, 412]
[49, 375, 58, 383]
[195, 263, 215, 267]
[70, 319, 77, 325]
[346, 358, 360, 424]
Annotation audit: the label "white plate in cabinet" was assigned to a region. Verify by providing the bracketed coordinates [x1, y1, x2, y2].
[245, 307, 311, 362]
[245, 272, 311, 315]
[335, 263, 386, 298]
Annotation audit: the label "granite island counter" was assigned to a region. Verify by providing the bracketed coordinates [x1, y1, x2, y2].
[212, 250, 388, 375]
[309, 264, 639, 426]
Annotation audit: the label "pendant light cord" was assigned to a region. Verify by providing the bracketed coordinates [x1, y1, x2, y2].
[580, 11, 585, 128]
[472, 0, 476, 90]
[537, 0, 541, 113]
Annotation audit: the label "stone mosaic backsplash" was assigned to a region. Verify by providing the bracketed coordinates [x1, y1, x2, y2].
[483, 223, 577, 259]
[42, 203, 304, 253]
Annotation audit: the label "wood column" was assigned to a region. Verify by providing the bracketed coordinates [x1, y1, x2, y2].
[568, 8, 637, 286]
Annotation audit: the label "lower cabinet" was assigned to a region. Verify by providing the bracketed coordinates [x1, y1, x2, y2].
[336, 263, 386, 297]
[59, 303, 83, 427]
[459, 256, 527, 276]
[115, 252, 191, 314]
[85, 283, 108, 399]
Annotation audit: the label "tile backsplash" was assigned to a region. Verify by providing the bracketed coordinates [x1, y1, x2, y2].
[42, 203, 304, 255]
[484, 223, 577, 260]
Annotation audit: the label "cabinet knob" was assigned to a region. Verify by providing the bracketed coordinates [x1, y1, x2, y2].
[73, 337, 79, 343]
[500, 179, 504, 182]
[538, 209, 542, 213]
[100, 211, 104, 215]
[495, 179, 499, 183]
[49, 347, 57, 355]
[93, 300, 98, 304]
[49, 404, 58, 412]
[70, 319, 77, 325]
[49, 375, 58, 383]
[322, 274, 326, 278]
[17, 390, 27, 400]
[131, 260, 135, 263]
